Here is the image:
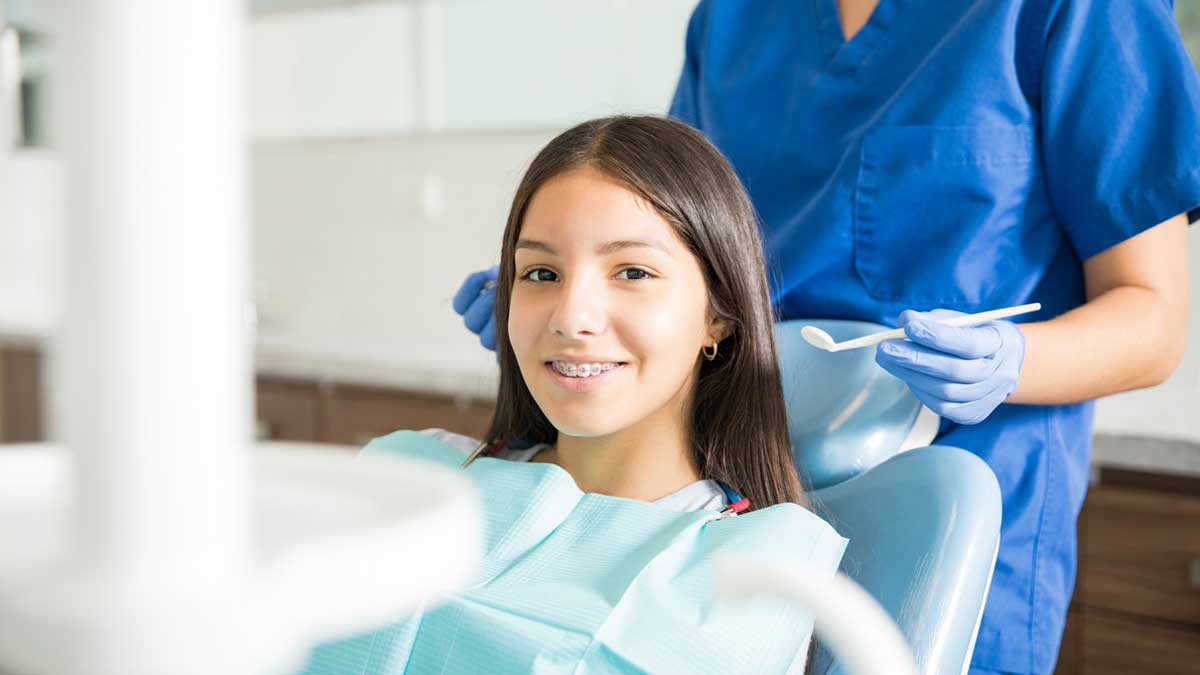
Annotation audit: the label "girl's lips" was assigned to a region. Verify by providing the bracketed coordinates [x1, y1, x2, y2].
[544, 362, 627, 393]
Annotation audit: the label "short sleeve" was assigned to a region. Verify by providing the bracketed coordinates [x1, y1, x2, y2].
[1040, 0, 1200, 260]
[667, 0, 710, 127]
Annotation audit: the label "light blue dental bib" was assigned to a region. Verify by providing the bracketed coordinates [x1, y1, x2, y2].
[301, 431, 847, 674]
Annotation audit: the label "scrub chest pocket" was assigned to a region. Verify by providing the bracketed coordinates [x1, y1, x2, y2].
[852, 125, 1039, 308]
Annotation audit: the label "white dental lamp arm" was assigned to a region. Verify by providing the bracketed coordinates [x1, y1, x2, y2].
[1, 1, 19, 156]
[717, 557, 918, 675]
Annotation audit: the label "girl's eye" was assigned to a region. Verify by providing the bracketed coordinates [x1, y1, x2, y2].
[520, 268, 558, 282]
[518, 265, 657, 281]
[618, 268, 653, 281]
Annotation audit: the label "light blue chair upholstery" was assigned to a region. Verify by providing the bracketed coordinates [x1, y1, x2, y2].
[775, 320, 1002, 675]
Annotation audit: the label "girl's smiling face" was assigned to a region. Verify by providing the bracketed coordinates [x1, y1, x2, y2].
[508, 166, 723, 439]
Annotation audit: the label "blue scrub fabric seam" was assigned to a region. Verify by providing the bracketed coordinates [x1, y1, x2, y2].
[1031, 406, 1058, 674]
[1123, 163, 1200, 229]
[1076, 165, 1200, 260]
[1002, 408, 1050, 675]
[1014, 0, 1053, 111]
[813, 0, 842, 65]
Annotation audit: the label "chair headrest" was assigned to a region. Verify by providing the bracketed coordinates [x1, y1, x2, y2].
[775, 319, 938, 490]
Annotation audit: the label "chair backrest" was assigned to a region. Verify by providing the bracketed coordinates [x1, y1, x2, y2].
[810, 447, 1001, 675]
[776, 320, 1001, 675]
[775, 319, 938, 489]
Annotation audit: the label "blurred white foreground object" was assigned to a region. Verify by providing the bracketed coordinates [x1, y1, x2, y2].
[0, 1, 481, 673]
[717, 557, 917, 675]
[801, 302, 1041, 353]
[0, 442, 482, 674]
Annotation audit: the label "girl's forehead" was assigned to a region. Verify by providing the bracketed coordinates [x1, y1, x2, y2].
[520, 169, 684, 252]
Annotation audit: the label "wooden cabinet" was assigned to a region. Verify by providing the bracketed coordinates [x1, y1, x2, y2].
[0, 345, 496, 447]
[1080, 482, 1200, 626]
[256, 377, 322, 441]
[0, 345, 42, 443]
[1078, 611, 1200, 674]
[255, 380, 495, 447]
[1056, 610, 1083, 674]
[321, 384, 494, 447]
[1055, 471, 1200, 675]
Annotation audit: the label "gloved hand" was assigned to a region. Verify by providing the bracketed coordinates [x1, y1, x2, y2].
[874, 309, 1027, 426]
[452, 265, 499, 351]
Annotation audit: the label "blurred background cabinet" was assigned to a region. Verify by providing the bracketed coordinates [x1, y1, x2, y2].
[0, 345, 494, 448]
[0, 344, 41, 442]
[256, 378, 494, 446]
[320, 382, 492, 446]
[1054, 468, 1200, 675]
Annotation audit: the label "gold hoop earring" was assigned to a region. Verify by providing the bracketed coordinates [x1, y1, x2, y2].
[702, 342, 718, 361]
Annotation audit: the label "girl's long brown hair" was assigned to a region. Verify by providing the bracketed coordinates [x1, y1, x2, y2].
[484, 115, 810, 511]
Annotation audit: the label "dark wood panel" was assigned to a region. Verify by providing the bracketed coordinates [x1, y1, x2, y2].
[256, 377, 322, 441]
[1080, 485, 1200, 626]
[1053, 609, 1083, 675]
[323, 384, 494, 447]
[1080, 610, 1200, 675]
[0, 343, 498, 448]
[1097, 466, 1200, 497]
[0, 346, 44, 442]
[1057, 498, 1085, 674]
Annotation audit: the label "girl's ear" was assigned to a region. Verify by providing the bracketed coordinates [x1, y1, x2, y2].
[707, 318, 734, 345]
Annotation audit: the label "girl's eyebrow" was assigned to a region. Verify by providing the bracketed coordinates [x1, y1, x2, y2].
[515, 238, 673, 257]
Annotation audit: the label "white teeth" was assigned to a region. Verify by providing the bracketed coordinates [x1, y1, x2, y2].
[551, 361, 620, 378]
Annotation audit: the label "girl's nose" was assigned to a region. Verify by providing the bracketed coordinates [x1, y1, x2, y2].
[548, 276, 606, 339]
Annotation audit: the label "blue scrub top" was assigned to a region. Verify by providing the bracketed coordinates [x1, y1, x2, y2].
[670, 1, 1200, 673]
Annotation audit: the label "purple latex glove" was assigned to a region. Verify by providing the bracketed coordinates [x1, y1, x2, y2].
[874, 309, 1027, 425]
[452, 265, 499, 351]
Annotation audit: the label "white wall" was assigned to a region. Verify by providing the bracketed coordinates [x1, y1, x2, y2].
[250, 131, 553, 389]
[248, 0, 694, 140]
[249, 3, 421, 140]
[0, 150, 60, 338]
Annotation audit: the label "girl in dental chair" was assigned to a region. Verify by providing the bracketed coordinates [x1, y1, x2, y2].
[300, 116, 846, 675]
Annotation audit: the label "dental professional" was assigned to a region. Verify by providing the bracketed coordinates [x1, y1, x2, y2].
[454, 1, 1200, 673]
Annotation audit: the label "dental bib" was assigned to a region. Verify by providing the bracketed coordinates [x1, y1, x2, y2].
[300, 431, 847, 675]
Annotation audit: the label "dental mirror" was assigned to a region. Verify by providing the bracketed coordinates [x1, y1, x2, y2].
[801, 303, 1041, 353]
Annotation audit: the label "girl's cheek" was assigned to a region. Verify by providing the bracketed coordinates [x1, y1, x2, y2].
[617, 304, 683, 352]
[507, 306, 537, 354]
[628, 292, 700, 333]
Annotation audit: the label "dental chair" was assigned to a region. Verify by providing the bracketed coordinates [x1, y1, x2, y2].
[776, 320, 1002, 675]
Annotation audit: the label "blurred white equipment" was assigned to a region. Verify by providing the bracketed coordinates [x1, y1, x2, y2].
[0, 1, 481, 674]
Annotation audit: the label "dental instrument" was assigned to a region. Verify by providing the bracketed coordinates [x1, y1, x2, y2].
[800, 303, 1041, 352]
